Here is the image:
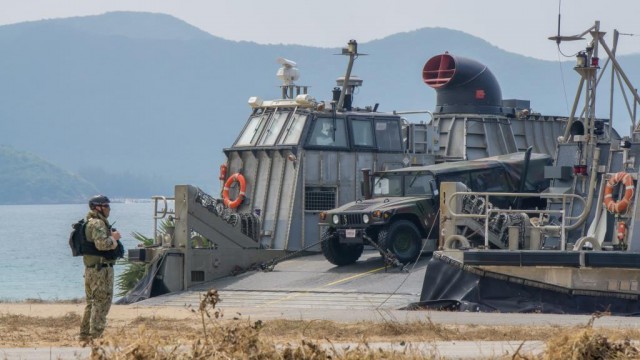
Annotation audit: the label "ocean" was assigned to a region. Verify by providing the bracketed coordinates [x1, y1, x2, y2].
[0, 202, 155, 301]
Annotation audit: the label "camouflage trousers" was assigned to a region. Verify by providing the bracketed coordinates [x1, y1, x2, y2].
[80, 266, 113, 339]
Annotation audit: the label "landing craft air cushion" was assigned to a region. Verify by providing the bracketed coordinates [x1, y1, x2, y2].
[122, 39, 575, 304]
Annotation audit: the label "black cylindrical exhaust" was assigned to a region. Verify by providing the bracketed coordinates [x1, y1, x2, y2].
[423, 53, 504, 115]
[332, 87, 341, 102]
[343, 94, 352, 111]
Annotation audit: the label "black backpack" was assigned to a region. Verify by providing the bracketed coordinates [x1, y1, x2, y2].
[69, 219, 87, 256]
[69, 218, 124, 259]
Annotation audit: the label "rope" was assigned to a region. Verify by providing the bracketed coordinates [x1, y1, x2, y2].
[376, 209, 441, 310]
[257, 237, 327, 272]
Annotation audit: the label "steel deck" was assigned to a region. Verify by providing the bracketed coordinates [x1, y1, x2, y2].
[137, 250, 427, 310]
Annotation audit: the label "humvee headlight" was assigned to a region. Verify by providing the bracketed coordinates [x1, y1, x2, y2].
[332, 214, 340, 225]
[363, 214, 370, 224]
[372, 210, 382, 218]
[319, 212, 327, 221]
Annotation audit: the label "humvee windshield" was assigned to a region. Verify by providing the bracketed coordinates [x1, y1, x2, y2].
[373, 173, 435, 197]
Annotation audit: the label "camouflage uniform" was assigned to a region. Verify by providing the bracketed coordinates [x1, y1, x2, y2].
[79, 210, 117, 339]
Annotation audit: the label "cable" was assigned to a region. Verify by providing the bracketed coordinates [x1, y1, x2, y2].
[554, 0, 571, 114]
[554, 0, 579, 59]
[376, 208, 441, 310]
[557, 51, 571, 114]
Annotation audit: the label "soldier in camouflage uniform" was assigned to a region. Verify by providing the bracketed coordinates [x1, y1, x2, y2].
[79, 195, 121, 341]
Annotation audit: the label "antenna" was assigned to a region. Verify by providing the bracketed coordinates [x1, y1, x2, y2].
[548, 0, 591, 44]
[337, 40, 365, 111]
[556, 0, 562, 45]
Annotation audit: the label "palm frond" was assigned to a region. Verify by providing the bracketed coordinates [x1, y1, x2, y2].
[116, 221, 172, 297]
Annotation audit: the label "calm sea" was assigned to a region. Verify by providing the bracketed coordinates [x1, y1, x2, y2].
[0, 202, 155, 301]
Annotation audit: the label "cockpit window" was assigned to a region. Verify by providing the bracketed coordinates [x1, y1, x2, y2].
[259, 110, 290, 145]
[236, 112, 269, 146]
[306, 117, 347, 148]
[372, 174, 403, 197]
[280, 113, 307, 145]
[374, 119, 402, 151]
[351, 119, 375, 147]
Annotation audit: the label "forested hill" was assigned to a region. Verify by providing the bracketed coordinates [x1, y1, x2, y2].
[0, 145, 98, 204]
[1, 12, 639, 204]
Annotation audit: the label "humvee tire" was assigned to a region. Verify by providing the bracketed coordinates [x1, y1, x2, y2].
[321, 228, 364, 266]
[381, 220, 421, 263]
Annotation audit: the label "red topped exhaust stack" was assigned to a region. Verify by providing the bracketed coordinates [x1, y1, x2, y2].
[423, 53, 456, 88]
[423, 53, 505, 115]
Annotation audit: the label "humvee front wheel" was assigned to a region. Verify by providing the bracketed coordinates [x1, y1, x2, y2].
[321, 228, 364, 266]
[381, 220, 421, 264]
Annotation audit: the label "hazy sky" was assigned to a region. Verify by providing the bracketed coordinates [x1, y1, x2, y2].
[1, 0, 639, 61]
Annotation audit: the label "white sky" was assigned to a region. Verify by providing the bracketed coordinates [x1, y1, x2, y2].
[1, 0, 639, 61]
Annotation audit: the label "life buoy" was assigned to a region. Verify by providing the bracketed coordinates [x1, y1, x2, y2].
[603, 172, 634, 214]
[443, 235, 470, 250]
[572, 236, 601, 251]
[222, 173, 246, 209]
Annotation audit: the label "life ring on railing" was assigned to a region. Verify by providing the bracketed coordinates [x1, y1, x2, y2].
[603, 172, 634, 214]
[443, 235, 471, 250]
[572, 236, 601, 251]
[222, 173, 246, 209]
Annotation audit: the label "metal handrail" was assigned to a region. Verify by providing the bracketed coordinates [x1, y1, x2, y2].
[152, 195, 175, 246]
[446, 191, 587, 250]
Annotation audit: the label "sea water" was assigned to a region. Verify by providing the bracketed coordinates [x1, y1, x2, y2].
[0, 202, 155, 301]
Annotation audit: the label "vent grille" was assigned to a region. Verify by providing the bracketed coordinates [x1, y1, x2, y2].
[346, 204, 369, 211]
[305, 187, 336, 211]
[191, 271, 205, 282]
[340, 214, 363, 226]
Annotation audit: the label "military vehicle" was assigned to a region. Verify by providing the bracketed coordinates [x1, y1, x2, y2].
[318, 152, 552, 265]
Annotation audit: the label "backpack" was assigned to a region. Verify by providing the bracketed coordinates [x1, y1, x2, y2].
[69, 218, 125, 259]
[69, 219, 87, 256]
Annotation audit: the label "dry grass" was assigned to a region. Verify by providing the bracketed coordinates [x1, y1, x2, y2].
[89, 290, 432, 359]
[2, 291, 640, 359]
[539, 314, 640, 360]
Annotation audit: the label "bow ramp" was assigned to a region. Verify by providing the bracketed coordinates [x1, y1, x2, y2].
[121, 184, 426, 307]
[136, 250, 426, 310]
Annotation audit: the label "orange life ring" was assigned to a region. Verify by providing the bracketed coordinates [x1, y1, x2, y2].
[222, 173, 246, 209]
[603, 172, 634, 214]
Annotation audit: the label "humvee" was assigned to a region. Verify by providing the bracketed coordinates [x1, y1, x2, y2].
[318, 152, 552, 265]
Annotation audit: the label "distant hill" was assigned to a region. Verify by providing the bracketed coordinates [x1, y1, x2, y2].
[0, 145, 98, 204]
[0, 11, 638, 203]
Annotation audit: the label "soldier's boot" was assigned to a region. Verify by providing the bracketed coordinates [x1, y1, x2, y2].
[77, 334, 92, 346]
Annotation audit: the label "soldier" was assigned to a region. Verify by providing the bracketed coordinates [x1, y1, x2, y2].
[79, 195, 121, 341]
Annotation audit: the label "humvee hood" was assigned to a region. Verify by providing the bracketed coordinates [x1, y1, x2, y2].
[331, 196, 427, 213]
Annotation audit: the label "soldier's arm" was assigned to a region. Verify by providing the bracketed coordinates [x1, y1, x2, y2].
[87, 220, 118, 251]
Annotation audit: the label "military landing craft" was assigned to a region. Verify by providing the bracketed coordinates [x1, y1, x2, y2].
[122, 36, 580, 307]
